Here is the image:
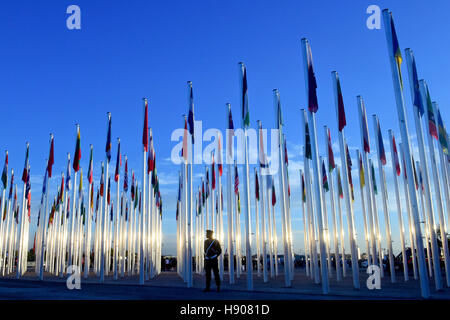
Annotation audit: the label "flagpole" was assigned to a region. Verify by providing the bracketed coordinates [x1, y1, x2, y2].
[39, 140, 51, 280]
[217, 131, 224, 281]
[356, 150, 371, 267]
[227, 103, 235, 284]
[234, 161, 241, 278]
[372, 115, 396, 282]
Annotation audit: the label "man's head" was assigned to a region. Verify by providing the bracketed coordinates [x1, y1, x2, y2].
[206, 229, 214, 239]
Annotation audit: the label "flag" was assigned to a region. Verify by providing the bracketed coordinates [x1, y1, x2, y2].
[47, 136, 54, 178]
[359, 152, 365, 187]
[301, 173, 306, 203]
[322, 160, 329, 192]
[73, 127, 81, 172]
[182, 117, 188, 161]
[218, 134, 223, 176]
[234, 164, 239, 195]
[227, 105, 234, 159]
[1, 151, 8, 189]
[276, 91, 283, 129]
[346, 145, 354, 200]
[8, 170, 13, 200]
[66, 156, 71, 191]
[390, 13, 403, 89]
[107, 176, 111, 205]
[371, 163, 377, 195]
[202, 180, 205, 205]
[26, 171, 31, 221]
[79, 168, 83, 198]
[114, 140, 121, 182]
[361, 100, 370, 153]
[148, 130, 155, 172]
[376, 118, 387, 165]
[143, 99, 149, 152]
[305, 122, 312, 160]
[90, 183, 94, 209]
[241, 64, 250, 128]
[100, 165, 105, 197]
[436, 106, 448, 154]
[271, 178, 276, 206]
[412, 159, 419, 190]
[411, 54, 424, 116]
[337, 167, 344, 199]
[255, 171, 260, 201]
[206, 168, 210, 198]
[424, 85, 438, 140]
[110, 202, 113, 221]
[22, 143, 29, 182]
[95, 189, 99, 215]
[123, 158, 128, 192]
[60, 174, 65, 203]
[305, 41, 318, 113]
[106, 114, 112, 161]
[211, 152, 216, 190]
[237, 192, 241, 214]
[327, 129, 335, 171]
[188, 82, 195, 143]
[2, 201, 6, 221]
[125, 202, 128, 221]
[392, 135, 401, 176]
[336, 74, 347, 131]
[88, 146, 93, 184]
[12, 187, 17, 222]
[284, 138, 289, 166]
[258, 122, 268, 168]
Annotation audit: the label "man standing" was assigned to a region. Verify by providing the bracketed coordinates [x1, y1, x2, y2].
[204, 230, 222, 292]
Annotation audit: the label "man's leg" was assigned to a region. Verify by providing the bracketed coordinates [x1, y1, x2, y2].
[212, 259, 220, 290]
[205, 260, 211, 290]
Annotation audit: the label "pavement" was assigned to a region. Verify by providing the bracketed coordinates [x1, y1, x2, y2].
[1, 269, 450, 300]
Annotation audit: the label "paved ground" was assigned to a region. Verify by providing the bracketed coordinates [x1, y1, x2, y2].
[1, 269, 449, 300]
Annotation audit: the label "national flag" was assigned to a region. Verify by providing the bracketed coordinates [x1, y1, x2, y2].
[148, 129, 155, 172]
[346, 144, 354, 200]
[8, 170, 13, 200]
[305, 122, 312, 160]
[115, 139, 121, 182]
[436, 106, 448, 154]
[2, 201, 7, 221]
[217, 134, 223, 176]
[322, 160, 329, 192]
[47, 136, 54, 178]
[79, 167, 83, 198]
[73, 127, 81, 172]
[188, 82, 195, 143]
[271, 178, 276, 206]
[305, 40, 318, 113]
[125, 202, 128, 221]
[411, 54, 424, 116]
[123, 157, 128, 192]
[376, 118, 387, 165]
[390, 12, 403, 89]
[100, 165, 105, 197]
[327, 129, 335, 171]
[336, 74, 347, 131]
[237, 192, 241, 214]
[361, 100, 370, 153]
[143, 99, 149, 152]
[424, 85, 438, 140]
[371, 163, 377, 195]
[106, 114, 112, 161]
[337, 167, 344, 199]
[255, 170, 260, 201]
[182, 117, 188, 161]
[107, 176, 111, 205]
[137, 190, 140, 211]
[22, 143, 29, 182]
[95, 188, 99, 214]
[240, 63, 250, 128]
[284, 138, 289, 166]
[134, 184, 138, 209]
[66, 156, 71, 191]
[206, 168, 210, 198]
[88, 145, 93, 184]
[198, 188, 202, 214]
[59, 174, 65, 203]
[392, 135, 401, 176]
[258, 122, 268, 168]
[276, 90, 283, 129]
[201, 180, 205, 205]
[234, 164, 239, 195]
[90, 183, 94, 209]
[227, 105, 234, 159]
[412, 159, 419, 190]
[110, 202, 113, 222]
[359, 152, 365, 187]
[1, 151, 8, 189]
[211, 152, 216, 190]
[25, 167, 31, 221]
[301, 173, 306, 203]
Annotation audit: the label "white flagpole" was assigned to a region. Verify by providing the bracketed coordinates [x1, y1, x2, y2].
[319, 156, 332, 278]
[235, 161, 242, 279]
[301, 40, 330, 293]
[388, 129, 409, 281]
[356, 150, 371, 268]
[2, 171, 13, 275]
[372, 115, 396, 282]
[254, 168, 261, 278]
[16, 164, 28, 278]
[382, 10, 430, 297]
[39, 151, 50, 280]
[324, 127, 342, 281]
[257, 121, 268, 283]
[300, 168, 310, 277]
[227, 104, 235, 284]
[217, 131, 224, 281]
[100, 161, 107, 282]
[265, 175, 274, 279]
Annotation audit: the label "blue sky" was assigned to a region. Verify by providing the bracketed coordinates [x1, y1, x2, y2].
[0, 1, 448, 255]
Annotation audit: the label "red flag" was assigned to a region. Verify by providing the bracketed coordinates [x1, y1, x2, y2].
[47, 136, 54, 178]
[271, 181, 276, 206]
[392, 135, 401, 176]
[143, 99, 149, 152]
[327, 129, 335, 171]
[218, 135, 223, 176]
[211, 153, 216, 190]
[255, 171, 259, 201]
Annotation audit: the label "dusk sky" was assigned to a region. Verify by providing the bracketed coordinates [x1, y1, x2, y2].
[0, 1, 448, 255]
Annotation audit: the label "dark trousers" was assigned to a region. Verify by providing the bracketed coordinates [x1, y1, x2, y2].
[205, 258, 220, 289]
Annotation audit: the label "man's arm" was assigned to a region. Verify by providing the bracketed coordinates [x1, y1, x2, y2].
[215, 240, 222, 256]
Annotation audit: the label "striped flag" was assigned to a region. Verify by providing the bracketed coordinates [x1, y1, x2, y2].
[227, 105, 234, 159]
[359, 152, 365, 187]
[106, 114, 112, 162]
[327, 129, 335, 171]
[218, 134, 223, 176]
[211, 152, 216, 190]
[436, 106, 448, 154]
[390, 12, 403, 89]
[8, 170, 13, 200]
[337, 167, 344, 199]
[206, 168, 210, 199]
[73, 127, 81, 172]
[376, 118, 387, 165]
[322, 160, 329, 192]
[305, 40, 318, 113]
[22, 143, 29, 182]
[411, 54, 424, 116]
[100, 165, 105, 197]
[392, 135, 401, 176]
[25, 168, 31, 221]
[240, 63, 250, 128]
[79, 168, 83, 198]
[371, 163, 378, 195]
[301, 173, 306, 203]
[148, 129, 155, 172]
[66, 156, 71, 191]
[131, 172, 135, 201]
[234, 164, 239, 195]
[107, 176, 111, 205]
[143, 99, 149, 152]
[360, 101, 370, 153]
[47, 137, 54, 178]
[88, 146, 93, 184]
[123, 157, 128, 192]
[424, 85, 438, 140]
[114, 140, 121, 182]
[1, 151, 7, 189]
[346, 144, 354, 200]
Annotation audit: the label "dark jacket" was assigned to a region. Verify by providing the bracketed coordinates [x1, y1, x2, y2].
[204, 238, 222, 260]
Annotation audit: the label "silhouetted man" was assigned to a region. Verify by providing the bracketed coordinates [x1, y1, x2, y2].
[203, 230, 222, 292]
